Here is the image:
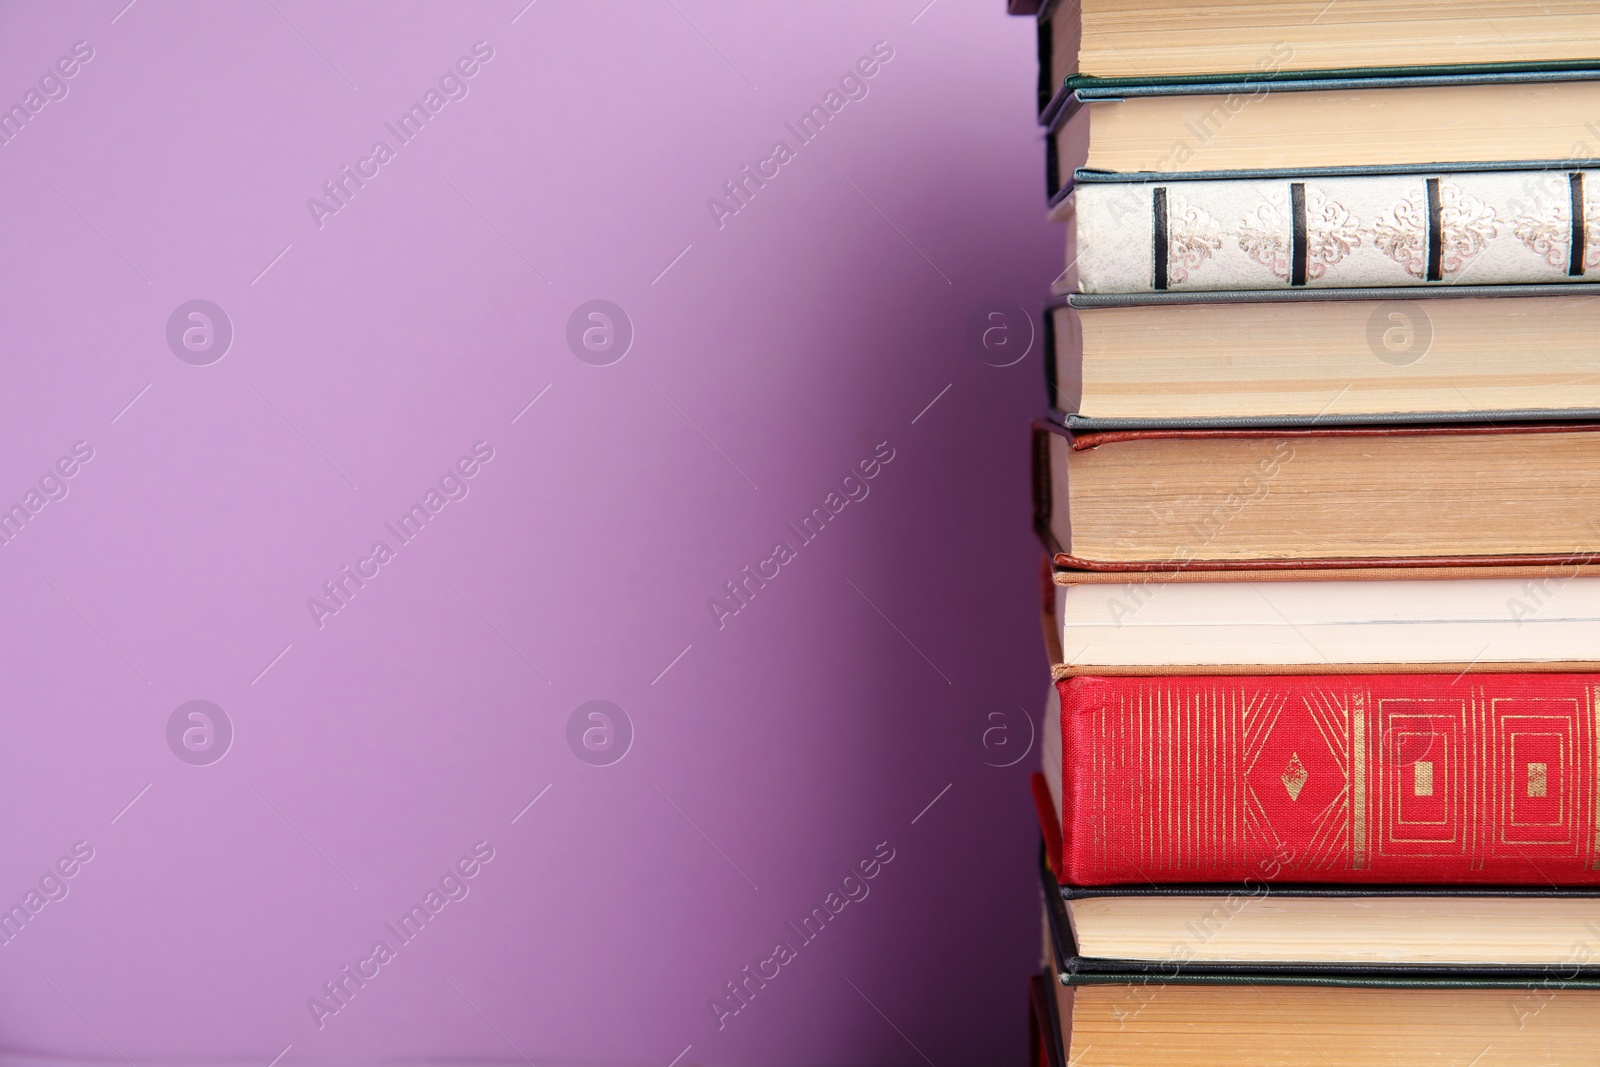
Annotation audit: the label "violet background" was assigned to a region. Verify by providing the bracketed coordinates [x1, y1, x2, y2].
[0, 1, 1057, 1063]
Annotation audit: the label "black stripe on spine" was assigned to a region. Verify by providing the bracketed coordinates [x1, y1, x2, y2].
[1571, 171, 1587, 277]
[1289, 182, 1308, 286]
[1425, 177, 1444, 282]
[1035, 16, 1052, 115]
[1041, 305, 1058, 409]
[1152, 187, 1168, 291]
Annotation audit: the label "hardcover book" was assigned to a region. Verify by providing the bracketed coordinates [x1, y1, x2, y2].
[1027, 972, 1064, 1067]
[1037, 838, 1600, 981]
[1046, 566, 1600, 674]
[1044, 73, 1600, 201]
[1043, 287, 1600, 429]
[1039, 674, 1600, 886]
[1024, 0, 1600, 120]
[1066, 168, 1598, 294]
[1036, 851, 1600, 1066]
[1032, 419, 1600, 566]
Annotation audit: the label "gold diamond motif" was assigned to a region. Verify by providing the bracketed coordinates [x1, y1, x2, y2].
[1281, 753, 1309, 801]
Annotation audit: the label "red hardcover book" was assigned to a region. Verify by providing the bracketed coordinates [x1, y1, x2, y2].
[1046, 673, 1600, 886]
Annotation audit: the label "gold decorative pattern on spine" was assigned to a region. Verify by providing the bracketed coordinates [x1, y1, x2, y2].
[1593, 685, 1600, 870]
[1281, 753, 1309, 801]
[1351, 690, 1368, 870]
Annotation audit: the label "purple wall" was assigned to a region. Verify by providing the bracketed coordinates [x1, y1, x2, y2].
[0, 1, 1056, 1062]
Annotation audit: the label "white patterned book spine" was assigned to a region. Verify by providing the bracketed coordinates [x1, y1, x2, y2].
[1072, 168, 1599, 293]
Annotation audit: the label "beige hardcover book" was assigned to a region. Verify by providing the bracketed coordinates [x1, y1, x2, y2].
[1047, 293, 1600, 426]
[1048, 80, 1600, 204]
[1039, 0, 1600, 88]
[1053, 981, 1600, 1067]
[1033, 421, 1600, 566]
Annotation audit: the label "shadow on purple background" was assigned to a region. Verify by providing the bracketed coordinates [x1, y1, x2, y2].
[0, 1, 1057, 1063]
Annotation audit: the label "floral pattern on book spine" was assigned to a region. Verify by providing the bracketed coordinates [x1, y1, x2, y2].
[1439, 182, 1499, 277]
[1304, 188, 1361, 280]
[1588, 189, 1600, 272]
[1513, 194, 1571, 269]
[1073, 169, 1600, 293]
[1236, 194, 1292, 281]
[1237, 189, 1361, 281]
[1372, 187, 1431, 279]
[1165, 192, 1223, 284]
[1375, 182, 1499, 280]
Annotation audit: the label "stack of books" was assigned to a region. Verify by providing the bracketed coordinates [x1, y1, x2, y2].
[1010, 2, 1600, 1064]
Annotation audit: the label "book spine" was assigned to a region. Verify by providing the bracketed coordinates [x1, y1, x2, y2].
[1029, 423, 1056, 556]
[1034, 4, 1054, 116]
[1073, 168, 1599, 294]
[1056, 673, 1600, 885]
